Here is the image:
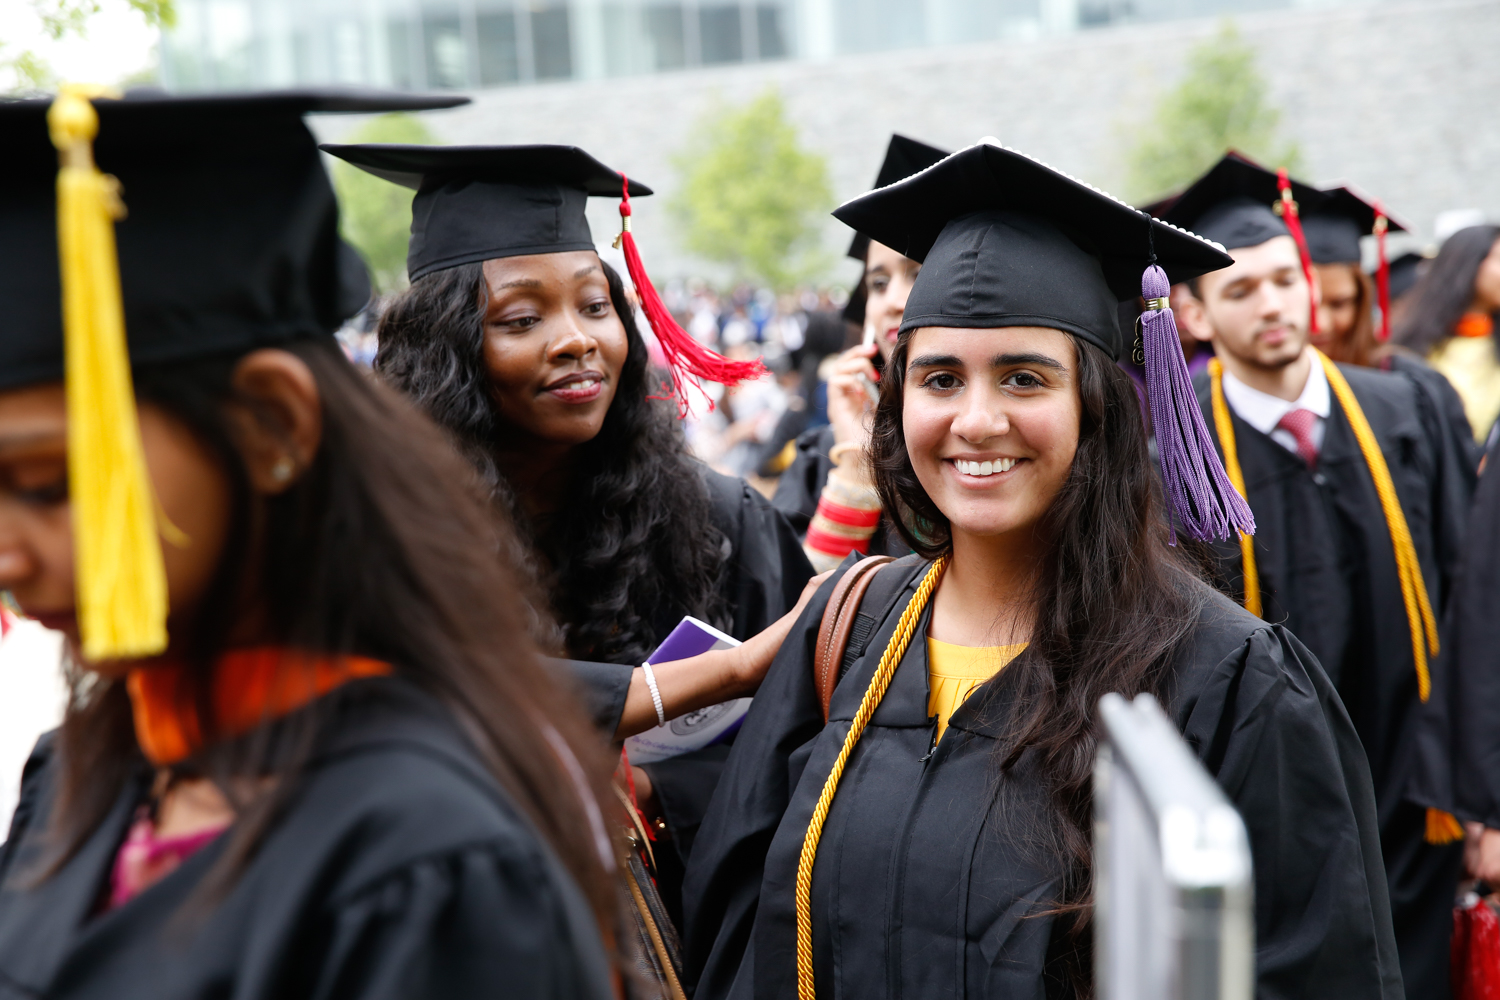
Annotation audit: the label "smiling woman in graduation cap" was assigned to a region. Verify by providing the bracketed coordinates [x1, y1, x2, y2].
[0, 88, 619, 999]
[320, 141, 815, 911]
[681, 139, 1400, 1000]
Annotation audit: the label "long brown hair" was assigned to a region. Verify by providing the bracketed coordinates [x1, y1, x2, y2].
[49, 338, 617, 929]
[1317, 262, 1378, 366]
[869, 329, 1208, 991]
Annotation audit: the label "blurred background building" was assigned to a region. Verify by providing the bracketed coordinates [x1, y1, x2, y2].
[160, 0, 1371, 93]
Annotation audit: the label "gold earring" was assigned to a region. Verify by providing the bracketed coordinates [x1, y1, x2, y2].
[270, 456, 295, 483]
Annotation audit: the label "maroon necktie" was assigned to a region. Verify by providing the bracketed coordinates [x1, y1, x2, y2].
[1277, 408, 1320, 468]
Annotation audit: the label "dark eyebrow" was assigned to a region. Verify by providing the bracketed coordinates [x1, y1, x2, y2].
[907, 353, 961, 371]
[993, 352, 1066, 371]
[574, 264, 601, 279]
[495, 277, 544, 291]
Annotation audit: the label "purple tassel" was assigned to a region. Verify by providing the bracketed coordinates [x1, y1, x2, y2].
[1140, 265, 1256, 543]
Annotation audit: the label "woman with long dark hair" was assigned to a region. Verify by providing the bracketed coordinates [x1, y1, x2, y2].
[1394, 224, 1500, 444]
[321, 144, 814, 907]
[683, 142, 1398, 999]
[0, 91, 616, 998]
[773, 135, 946, 570]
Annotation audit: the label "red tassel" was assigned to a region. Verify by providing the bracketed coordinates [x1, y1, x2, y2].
[1374, 209, 1392, 342]
[614, 176, 766, 416]
[1276, 168, 1319, 336]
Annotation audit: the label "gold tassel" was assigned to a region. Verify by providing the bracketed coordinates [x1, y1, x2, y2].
[49, 85, 169, 660]
[1426, 808, 1466, 845]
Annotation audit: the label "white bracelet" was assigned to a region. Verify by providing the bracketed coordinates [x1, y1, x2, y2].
[641, 661, 667, 728]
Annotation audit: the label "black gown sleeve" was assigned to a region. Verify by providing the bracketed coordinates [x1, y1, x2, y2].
[769, 427, 837, 538]
[679, 567, 839, 997]
[550, 658, 634, 737]
[1416, 434, 1500, 828]
[1177, 619, 1404, 1000]
[310, 843, 614, 1000]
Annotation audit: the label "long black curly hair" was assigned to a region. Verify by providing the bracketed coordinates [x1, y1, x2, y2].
[374, 259, 728, 664]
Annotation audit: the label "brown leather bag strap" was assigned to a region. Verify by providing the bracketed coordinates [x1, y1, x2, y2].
[813, 555, 895, 722]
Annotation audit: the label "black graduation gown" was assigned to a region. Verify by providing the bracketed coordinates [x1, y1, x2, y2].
[1382, 350, 1481, 491]
[570, 468, 813, 864]
[1414, 433, 1500, 829]
[682, 556, 1400, 1000]
[0, 677, 614, 1000]
[770, 425, 908, 557]
[1192, 363, 1472, 999]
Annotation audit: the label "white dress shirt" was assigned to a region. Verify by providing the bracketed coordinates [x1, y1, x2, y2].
[1220, 352, 1331, 458]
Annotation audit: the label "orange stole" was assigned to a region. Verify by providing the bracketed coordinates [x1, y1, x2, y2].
[126, 649, 392, 766]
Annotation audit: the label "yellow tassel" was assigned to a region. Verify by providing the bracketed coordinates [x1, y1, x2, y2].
[1426, 808, 1466, 845]
[49, 85, 169, 660]
[1208, 358, 1262, 618]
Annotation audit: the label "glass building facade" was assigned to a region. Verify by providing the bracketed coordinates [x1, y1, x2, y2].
[158, 0, 1374, 91]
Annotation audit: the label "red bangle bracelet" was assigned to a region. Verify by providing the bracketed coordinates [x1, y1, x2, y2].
[806, 523, 872, 557]
[815, 496, 881, 529]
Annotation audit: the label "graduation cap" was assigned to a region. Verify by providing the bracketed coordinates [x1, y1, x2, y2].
[0, 85, 464, 660]
[321, 142, 763, 412]
[1305, 185, 1411, 341]
[841, 135, 950, 327]
[834, 138, 1252, 543]
[1155, 151, 1330, 334]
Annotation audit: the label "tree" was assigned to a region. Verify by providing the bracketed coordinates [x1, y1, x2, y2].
[1125, 21, 1300, 203]
[329, 113, 439, 294]
[671, 88, 832, 290]
[2, 0, 174, 95]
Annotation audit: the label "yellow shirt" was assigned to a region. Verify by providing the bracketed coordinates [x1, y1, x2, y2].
[926, 638, 1027, 742]
[1428, 336, 1500, 443]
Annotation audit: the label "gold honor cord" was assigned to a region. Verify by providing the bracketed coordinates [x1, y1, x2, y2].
[1207, 358, 1262, 618]
[49, 86, 169, 659]
[1211, 353, 1459, 844]
[794, 556, 947, 1000]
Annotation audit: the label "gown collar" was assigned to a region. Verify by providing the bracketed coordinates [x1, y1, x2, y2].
[126, 649, 392, 766]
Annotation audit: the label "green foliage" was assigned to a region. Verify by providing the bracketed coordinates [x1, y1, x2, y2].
[1125, 21, 1300, 203]
[329, 114, 439, 294]
[1, 0, 174, 95]
[671, 88, 833, 290]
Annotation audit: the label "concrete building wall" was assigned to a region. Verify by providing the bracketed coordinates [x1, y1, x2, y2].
[314, 0, 1500, 284]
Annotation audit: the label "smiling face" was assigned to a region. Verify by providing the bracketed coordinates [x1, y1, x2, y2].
[1184, 235, 1311, 372]
[864, 240, 921, 361]
[902, 326, 1080, 544]
[480, 250, 629, 455]
[1313, 262, 1361, 348]
[0, 383, 232, 672]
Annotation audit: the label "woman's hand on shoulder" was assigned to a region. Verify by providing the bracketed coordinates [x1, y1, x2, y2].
[726, 570, 833, 695]
[826, 343, 880, 451]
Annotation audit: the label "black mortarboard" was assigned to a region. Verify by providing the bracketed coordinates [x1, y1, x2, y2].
[1156, 152, 1329, 251]
[318, 143, 652, 281]
[0, 87, 463, 659]
[834, 139, 1231, 360]
[1387, 251, 1428, 302]
[843, 135, 949, 327]
[1302, 185, 1410, 265]
[834, 139, 1255, 544]
[0, 88, 465, 393]
[846, 134, 950, 261]
[321, 142, 763, 405]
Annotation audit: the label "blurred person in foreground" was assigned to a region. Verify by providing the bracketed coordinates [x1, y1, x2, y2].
[773, 135, 948, 570]
[1393, 224, 1500, 446]
[0, 88, 618, 999]
[686, 139, 1397, 1000]
[1166, 152, 1475, 1000]
[323, 142, 814, 924]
